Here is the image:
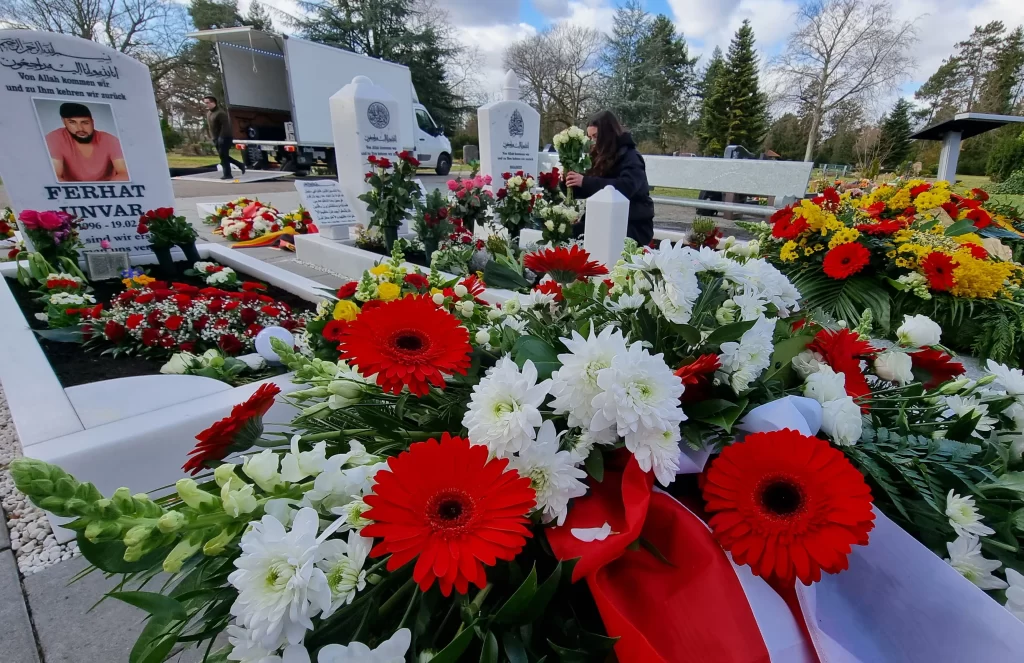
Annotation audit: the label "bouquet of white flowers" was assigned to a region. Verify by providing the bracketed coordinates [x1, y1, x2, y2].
[537, 200, 581, 244]
[552, 126, 591, 202]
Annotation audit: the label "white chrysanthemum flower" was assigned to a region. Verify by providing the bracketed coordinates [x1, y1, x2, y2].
[516, 289, 558, 313]
[942, 395, 997, 434]
[945, 535, 1007, 590]
[792, 350, 825, 378]
[281, 436, 328, 483]
[946, 490, 995, 538]
[986, 359, 1024, 397]
[649, 277, 698, 324]
[608, 292, 646, 312]
[731, 289, 768, 321]
[717, 316, 774, 393]
[226, 624, 310, 663]
[1004, 401, 1024, 432]
[332, 496, 372, 530]
[228, 508, 331, 650]
[1006, 568, 1024, 622]
[567, 427, 618, 464]
[508, 420, 588, 525]
[896, 314, 942, 347]
[550, 325, 629, 429]
[317, 628, 411, 663]
[803, 365, 847, 405]
[463, 356, 551, 458]
[733, 259, 800, 316]
[820, 396, 862, 446]
[874, 350, 914, 386]
[625, 425, 682, 486]
[316, 531, 371, 618]
[590, 341, 686, 440]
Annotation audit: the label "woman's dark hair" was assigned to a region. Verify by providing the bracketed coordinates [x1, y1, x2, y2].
[588, 110, 626, 177]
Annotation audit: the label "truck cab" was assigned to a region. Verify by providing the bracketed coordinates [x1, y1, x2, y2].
[188, 28, 454, 175]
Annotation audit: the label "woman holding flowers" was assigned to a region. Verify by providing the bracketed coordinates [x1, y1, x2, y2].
[564, 110, 655, 246]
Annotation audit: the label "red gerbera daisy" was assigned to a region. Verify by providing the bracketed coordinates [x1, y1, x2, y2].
[770, 207, 809, 240]
[965, 243, 989, 260]
[337, 281, 358, 299]
[855, 219, 903, 235]
[675, 354, 720, 402]
[910, 348, 966, 389]
[362, 433, 536, 596]
[921, 252, 957, 291]
[337, 295, 472, 396]
[808, 328, 878, 407]
[970, 187, 990, 202]
[702, 429, 875, 586]
[322, 319, 348, 342]
[909, 182, 931, 197]
[533, 280, 564, 302]
[965, 208, 992, 229]
[822, 242, 870, 279]
[862, 201, 887, 219]
[183, 383, 281, 474]
[523, 245, 609, 284]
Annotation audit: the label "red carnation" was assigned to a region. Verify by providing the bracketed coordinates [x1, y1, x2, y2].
[823, 242, 870, 279]
[165, 315, 184, 331]
[104, 320, 126, 343]
[183, 383, 281, 474]
[922, 252, 957, 291]
[218, 334, 243, 354]
[403, 272, 430, 290]
[808, 328, 878, 408]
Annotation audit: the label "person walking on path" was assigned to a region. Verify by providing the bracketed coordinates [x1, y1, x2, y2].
[566, 110, 654, 246]
[204, 96, 246, 180]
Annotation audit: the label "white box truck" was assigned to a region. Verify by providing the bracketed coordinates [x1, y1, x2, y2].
[188, 27, 454, 175]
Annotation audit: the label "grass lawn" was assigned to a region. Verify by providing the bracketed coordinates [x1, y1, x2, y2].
[651, 185, 701, 199]
[166, 152, 232, 168]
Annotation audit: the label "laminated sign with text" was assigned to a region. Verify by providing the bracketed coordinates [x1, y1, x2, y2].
[0, 30, 174, 255]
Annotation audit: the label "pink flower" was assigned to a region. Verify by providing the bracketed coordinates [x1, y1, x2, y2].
[18, 210, 39, 229]
[38, 211, 65, 231]
[100, 239, 111, 249]
[472, 176, 484, 188]
[456, 189, 467, 199]
[483, 175, 492, 185]
[447, 179, 459, 191]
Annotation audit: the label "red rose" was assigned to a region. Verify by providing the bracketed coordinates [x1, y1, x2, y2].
[437, 207, 448, 220]
[172, 283, 199, 295]
[117, 291, 135, 304]
[156, 207, 175, 219]
[245, 324, 264, 337]
[218, 334, 243, 354]
[104, 320, 126, 342]
[178, 342, 196, 353]
[137, 222, 149, 235]
[337, 281, 359, 299]
[135, 292, 154, 304]
[240, 307, 259, 325]
[193, 316, 209, 331]
[403, 273, 430, 290]
[257, 294, 275, 304]
[280, 318, 299, 330]
[159, 335, 176, 348]
[149, 281, 169, 290]
[322, 319, 348, 342]
[377, 157, 392, 169]
[368, 154, 379, 165]
[173, 294, 193, 311]
[126, 313, 144, 329]
[214, 318, 230, 329]
[165, 315, 184, 331]
[207, 299, 224, 313]
[241, 281, 267, 292]
[496, 188, 508, 199]
[260, 305, 282, 317]
[200, 287, 227, 297]
[224, 300, 241, 311]
[146, 309, 163, 326]
[141, 328, 160, 346]
[501, 171, 512, 180]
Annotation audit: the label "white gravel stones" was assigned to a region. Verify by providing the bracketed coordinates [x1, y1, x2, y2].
[0, 385, 80, 574]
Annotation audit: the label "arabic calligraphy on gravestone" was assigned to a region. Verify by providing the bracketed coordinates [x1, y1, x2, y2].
[0, 30, 174, 255]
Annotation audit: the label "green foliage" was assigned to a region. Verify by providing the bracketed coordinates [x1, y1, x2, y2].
[160, 117, 183, 151]
[764, 113, 808, 161]
[987, 132, 1024, 183]
[970, 304, 1024, 365]
[995, 168, 1024, 195]
[879, 98, 914, 170]
[698, 20, 767, 155]
[790, 269, 892, 332]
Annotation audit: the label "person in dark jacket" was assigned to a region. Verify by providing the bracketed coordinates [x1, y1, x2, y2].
[204, 96, 245, 180]
[564, 110, 654, 246]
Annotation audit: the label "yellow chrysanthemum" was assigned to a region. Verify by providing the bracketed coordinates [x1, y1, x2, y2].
[813, 244, 825, 252]
[887, 189, 911, 211]
[955, 232, 985, 247]
[780, 241, 800, 262]
[369, 264, 390, 277]
[804, 247, 816, 256]
[333, 299, 360, 321]
[914, 188, 951, 213]
[828, 227, 861, 249]
[377, 281, 401, 301]
[135, 274, 156, 285]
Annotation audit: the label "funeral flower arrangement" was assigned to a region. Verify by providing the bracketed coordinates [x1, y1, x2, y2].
[359, 152, 422, 252]
[137, 207, 199, 248]
[209, 199, 315, 243]
[493, 170, 537, 239]
[1, 206, 15, 240]
[33, 272, 100, 329]
[445, 172, 494, 232]
[760, 182, 1024, 365]
[536, 200, 581, 245]
[88, 272, 306, 358]
[14, 239, 1024, 662]
[16, 209, 83, 268]
[411, 188, 453, 258]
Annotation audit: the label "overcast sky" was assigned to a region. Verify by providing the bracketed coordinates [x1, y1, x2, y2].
[248, 0, 1024, 112]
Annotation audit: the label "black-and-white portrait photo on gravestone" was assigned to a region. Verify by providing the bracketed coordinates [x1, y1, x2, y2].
[477, 70, 540, 182]
[330, 75, 409, 227]
[294, 179, 356, 240]
[0, 30, 174, 256]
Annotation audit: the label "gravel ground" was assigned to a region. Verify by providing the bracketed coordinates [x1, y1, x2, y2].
[0, 385, 80, 575]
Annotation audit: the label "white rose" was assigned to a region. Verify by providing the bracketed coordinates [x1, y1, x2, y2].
[874, 350, 913, 385]
[559, 223, 567, 233]
[792, 350, 825, 378]
[821, 396, 863, 446]
[981, 237, 1013, 261]
[804, 365, 847, 404]
[521, 191, 532, 201]
[34, 312, 48, 322]
[545, 220, 555, 230]
[160, 352, 196, 375]
[242, 449, 282, 492]
[896, 314, 942, 347]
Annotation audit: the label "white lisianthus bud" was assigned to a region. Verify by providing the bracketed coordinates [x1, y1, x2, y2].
[475, 329, 491, 345]
[214, 463, 243, 490]
[487, 308, 503, 321]
[432, 293, 445, 305]
[460, 301, 475, 316]
[873, 350, 913, 385]
[896, 314, 942, 347]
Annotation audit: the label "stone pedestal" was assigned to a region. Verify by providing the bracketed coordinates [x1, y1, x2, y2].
[583, 186, 629, 269]
[329, 76, 408, 227]
[477, 71, 540, 182]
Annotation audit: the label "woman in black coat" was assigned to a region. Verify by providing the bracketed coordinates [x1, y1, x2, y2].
[565, 110, 655, 246]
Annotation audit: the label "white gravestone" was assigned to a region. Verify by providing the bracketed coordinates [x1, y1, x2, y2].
[294, 179, 356, 240]
[0, 30, 174, 256]
[477, 70, 540, 183]
[329, 76, 407, 228]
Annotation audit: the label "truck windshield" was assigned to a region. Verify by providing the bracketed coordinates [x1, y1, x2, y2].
[415, 108, 436, 133]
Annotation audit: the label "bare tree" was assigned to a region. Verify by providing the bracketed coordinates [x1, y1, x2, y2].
[852, 124, 891, 176]
[772, 0, 918, 162]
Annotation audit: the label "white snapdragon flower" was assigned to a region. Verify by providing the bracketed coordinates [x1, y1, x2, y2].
[803, 365, 847, 405]
[243, 450, 284, 493]
[945, 535, 1007, 590]
[463, 356, 552, 458]
[317, 628, 411, 663]
[717, 316, 775, 393]
[222, 481, 259, 518]
[896, 314, 942, 347]
[316, 531, 371, 618]
[1006, 569, 1024, 622]
[986, 359, 1024, 398]
[945, 490, 995, 538]
[550, 325, 629, 429]
[874, 350, 914, 385]
[508, 420, 588, 525]
[820, 396, 862, 446]
[228, 508, 331, 650]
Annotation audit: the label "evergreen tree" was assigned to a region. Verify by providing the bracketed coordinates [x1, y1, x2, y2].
[764, 113, 807, 161]
[697, 47, 725, 155]
[184, 0, 243, 107]
[978, 26, 1024, 114]
[699, 21, 767, 155]
[243, 0, 273, 31]
[294, 0, 463, 129]
[637, 15, 698, 150]
[878, 98, 913, 169]
[602, 0, 654, 140]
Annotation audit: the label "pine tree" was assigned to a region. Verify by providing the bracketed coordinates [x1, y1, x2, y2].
[244, 0, 273, 31]
[879, 98, 913, 169]
[697, 47, 725, 155]
[637, 15, 698, 150]
[764, 113, 807, 161]
[978, 26, 1024, 114]
[602, 0, 654, 140]
[699, 21, 767, 155]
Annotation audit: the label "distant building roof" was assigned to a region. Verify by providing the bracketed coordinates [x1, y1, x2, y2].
[911, 112, 1024, 141]
[764, 149, 780, 158]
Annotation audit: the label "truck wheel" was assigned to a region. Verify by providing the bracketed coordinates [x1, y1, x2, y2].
[435, 153, 452, 176]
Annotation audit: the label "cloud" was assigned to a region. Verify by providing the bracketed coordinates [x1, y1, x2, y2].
[534, 0, 571, 19]
[667, 0, 807, 59]
[563, 0, 618, 34]
[456, 22, 539, 98]
[431, 0, 523, 26]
